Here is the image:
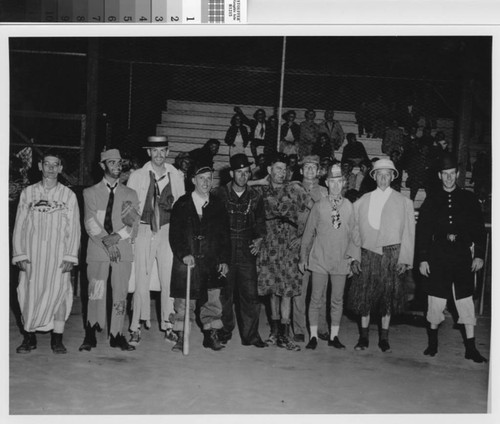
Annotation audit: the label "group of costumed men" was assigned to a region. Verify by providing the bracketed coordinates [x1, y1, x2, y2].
[12, 135, 487, 364]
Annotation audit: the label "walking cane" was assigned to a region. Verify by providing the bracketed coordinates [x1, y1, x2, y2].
[183, 264, 192, 356]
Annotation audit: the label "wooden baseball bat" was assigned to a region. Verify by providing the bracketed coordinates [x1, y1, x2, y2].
[183, 264, 192, 356]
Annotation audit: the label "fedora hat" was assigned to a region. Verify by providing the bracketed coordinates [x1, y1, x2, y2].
[100, 148, 121, 162]
[230, 154, 253, 170]
[370, 158, 399, 179]
[143, 135, 169, 149]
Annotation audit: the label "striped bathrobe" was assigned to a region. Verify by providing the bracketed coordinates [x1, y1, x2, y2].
[12, 182, 80, 332]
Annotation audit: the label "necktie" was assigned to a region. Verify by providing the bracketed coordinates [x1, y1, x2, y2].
[259, 124, 265, 138]
[104, 184, 115, 234]
[152, 174, 166, 233]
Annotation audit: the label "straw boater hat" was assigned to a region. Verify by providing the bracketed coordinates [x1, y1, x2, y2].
[143, 135, 169, 149]
[327, 163, 343, 179]
[369, 158, 399, 179]
[100, 149, 121, 162]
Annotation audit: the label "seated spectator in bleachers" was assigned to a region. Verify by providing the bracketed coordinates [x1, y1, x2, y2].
[341, 133, 369, 166]
[287, 154, 301, 182]
[355, 101, 370, 138]
[405, 139, 432, 201]
[280, 110, 300, 155]
[367, 95, 388, 138]
[389, 150, 403, 192]
[356, 159, 377, 195]
[189, 138, 220, 169]
[340, 160, 357, 195]
[418, 126, 435, 146]
[266, 115, 279, 156]
[234, 106, 270, 161]
[118, 150, 140, 185]
[318, 109, 345, 151]
[252, 153, 269, 180]
[174, 152, 194, 192]
[382, 120, 405, 155]
[311, 132, 333, 160]
[299, 109, 319, 159]
[318, 156, 334, 188]
[224, 114, 250, 157]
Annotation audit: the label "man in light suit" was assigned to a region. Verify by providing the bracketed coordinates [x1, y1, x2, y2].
[79, 149, 140, 352]
[348, 159, 415, 353]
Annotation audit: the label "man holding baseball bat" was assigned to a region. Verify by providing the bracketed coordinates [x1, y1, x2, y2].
[169, 165, 231, 352]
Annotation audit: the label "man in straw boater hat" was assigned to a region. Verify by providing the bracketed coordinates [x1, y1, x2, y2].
[299, 163, 356, 350]
[126, 136, 185, 345]
[80, 149, 140, 352]
[348, 158, 415, 353]
[169, 164, 231, 352]
[215, 154, 268, 348]
[417, 153, 487, 363]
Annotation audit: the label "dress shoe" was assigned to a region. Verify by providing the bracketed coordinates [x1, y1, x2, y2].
[16, 333, 37, 354]
[378, 339, 392, 353]
[328, 336, 346, 349]
[318, 332, 329, 341]
[129, 330, 141, 346]
[79, 324, 97, 351]
[203, 329, 225, 351]
[354, 337, 369, 351]
[305, 337, 318, 350]
[51, 333, 67, 354]
[110, 334, 136, 351]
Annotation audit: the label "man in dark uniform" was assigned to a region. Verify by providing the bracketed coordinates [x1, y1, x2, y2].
[215, 154, 268, 348]
[417, 154, 487, 363]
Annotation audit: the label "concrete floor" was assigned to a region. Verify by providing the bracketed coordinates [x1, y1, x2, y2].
[9, 297, 491, 415]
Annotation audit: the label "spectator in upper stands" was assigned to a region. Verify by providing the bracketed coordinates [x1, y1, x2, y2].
[382, 120, 405, 156]
[340, 160, 357, 195]
[189, 138, 220, 169]
[367, 95, 388, 138]
[234, 106, 269, 161]
[298, 109, 319, 159]
[356, 159, 377, 195]
[341, 133, 369, 166]
[389, 150, 404, 192]
[399, 95, 422, 133]
[318, 156, 334, 188]
[265, 115, 279, 157]
[405, 139, 432, 201]
[312, 132, 333, 160]
[174, 152, 194, 193]
[318, 109, 345, 152]
[224, 114, 250, 157]
[418, 127, 435, 147]
[286, 154, 301, 182]
[428, 131, 450, 194]
[280, 110, 300, 156]
[252, 154, 268, 180]
[355, 101, 370, 138]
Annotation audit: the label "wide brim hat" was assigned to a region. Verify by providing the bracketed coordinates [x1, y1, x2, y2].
[230, 153, 253, 170]
[300, 155, 320, 167]
[326, 163, 343, 179]
[370, 158, 399, 179]
[100, 148, 121, 162]
[143, 135, 169, 149]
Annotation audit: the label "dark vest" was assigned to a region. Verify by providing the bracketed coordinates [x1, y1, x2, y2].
[141, 171, 174, 227]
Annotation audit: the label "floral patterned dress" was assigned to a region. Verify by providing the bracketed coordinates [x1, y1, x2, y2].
[256, 182, 309, 297]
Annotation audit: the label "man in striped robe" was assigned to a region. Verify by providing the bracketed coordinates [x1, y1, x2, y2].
[12, 151, 81, 354]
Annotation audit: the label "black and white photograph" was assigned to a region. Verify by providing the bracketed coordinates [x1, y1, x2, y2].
[1, 4, 497, 421]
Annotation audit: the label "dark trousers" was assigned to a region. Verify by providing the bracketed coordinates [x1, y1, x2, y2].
[221, 245, 262, 344]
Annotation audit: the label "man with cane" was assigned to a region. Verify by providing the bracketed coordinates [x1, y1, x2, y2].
[169, 165, 231, 352]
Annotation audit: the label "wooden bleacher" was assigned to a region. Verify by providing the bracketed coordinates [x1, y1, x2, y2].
[157, 100, 462, 209]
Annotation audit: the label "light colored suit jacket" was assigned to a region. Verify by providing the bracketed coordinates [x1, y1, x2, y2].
[349, 190, 415, 266]
[84, 180, 139, 263]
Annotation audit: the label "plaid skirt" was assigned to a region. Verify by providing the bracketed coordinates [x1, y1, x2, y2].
[347, 245, 407, 316]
